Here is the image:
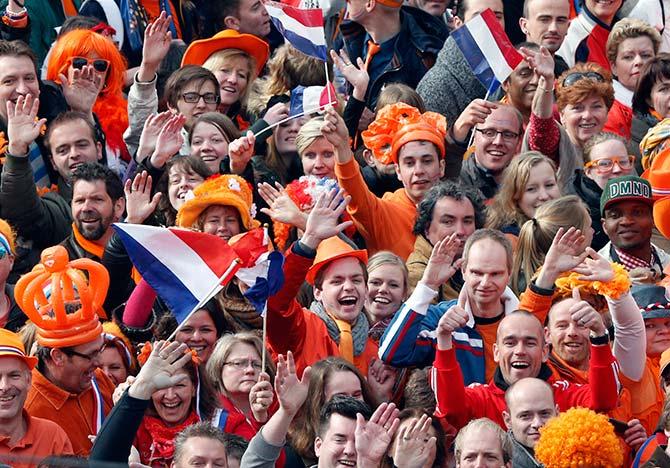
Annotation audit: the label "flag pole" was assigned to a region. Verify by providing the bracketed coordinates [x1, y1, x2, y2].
[167, 259, 241, 341]
[261, 309, 268, 372]
[323, 60, 334, 107]
[466, 80, 498, 149]
[253, 101, 333, 138]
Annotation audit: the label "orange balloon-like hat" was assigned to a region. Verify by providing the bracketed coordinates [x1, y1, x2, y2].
[361, 102, 447, 165]
[15, 246, 109, 348]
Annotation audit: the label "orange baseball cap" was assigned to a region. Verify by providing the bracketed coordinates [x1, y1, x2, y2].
[305, 236, 368, 285]
[0, 328, 37, 369]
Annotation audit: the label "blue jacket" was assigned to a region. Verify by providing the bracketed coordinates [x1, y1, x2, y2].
[379, 283, 519, 385]
[333, 6, 448, 109]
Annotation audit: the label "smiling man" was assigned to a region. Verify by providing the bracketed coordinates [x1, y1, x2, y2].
[503, 378, 558, 468]
[598, 176, 670, 281]
[430, 309, 619, 431]
[457, 104, 524, 200]
[380, 229, 519, 383]
[266, 188, 379, 376]
[19, 247, 115, 456]
[0, 329, 73, 468]
[323, 105, 453, 260]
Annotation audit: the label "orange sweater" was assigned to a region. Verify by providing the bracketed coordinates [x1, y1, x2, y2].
[24, 368, 114, 456]
[335, 158, 417, 260]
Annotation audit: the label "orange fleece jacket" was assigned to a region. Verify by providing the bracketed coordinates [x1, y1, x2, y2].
[335, 158, 417, 260]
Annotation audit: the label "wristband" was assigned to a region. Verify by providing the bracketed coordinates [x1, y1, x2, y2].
[589, 330, 609, 346]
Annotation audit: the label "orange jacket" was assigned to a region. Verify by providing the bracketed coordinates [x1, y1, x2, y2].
[266, 245, 378, 376]
[335, 158, 417, 260]
[25, 368, 114, 456]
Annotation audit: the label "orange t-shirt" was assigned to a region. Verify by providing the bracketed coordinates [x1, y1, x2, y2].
[24, 368, 114, 456]
[475, 316, 504, 382]
[0, 412, 73, 468]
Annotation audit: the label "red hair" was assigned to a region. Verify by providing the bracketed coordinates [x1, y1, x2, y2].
[46, 29, 130, 160]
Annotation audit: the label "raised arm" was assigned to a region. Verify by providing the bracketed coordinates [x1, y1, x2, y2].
[379, 234, 462, 367]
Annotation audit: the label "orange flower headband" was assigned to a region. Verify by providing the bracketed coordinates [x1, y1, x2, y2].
[361, 102, 447, 165]
[554, 263, 631, 300]
[14, 246, 109, 348]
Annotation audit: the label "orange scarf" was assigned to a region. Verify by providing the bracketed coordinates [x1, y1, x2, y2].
[72, 223, 142, 284]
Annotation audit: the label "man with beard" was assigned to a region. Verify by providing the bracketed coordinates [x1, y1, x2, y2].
[0, 329, 73, 467]
[598, 176, 670, 282]
[19, 247, 115, 456]
[1, 110, 106, 267]
[63, 162, 124, 262]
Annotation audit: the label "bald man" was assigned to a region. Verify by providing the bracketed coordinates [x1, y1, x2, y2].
[431, 311, 619, 430]
[503, 378, 558, 468]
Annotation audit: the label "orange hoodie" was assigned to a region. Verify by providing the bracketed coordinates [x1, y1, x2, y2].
[335, 158, 417, 260]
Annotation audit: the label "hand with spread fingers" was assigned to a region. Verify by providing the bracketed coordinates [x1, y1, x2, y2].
[536, 227, 589, 289]
[129, 341, 193, 400]
[258, 182, 307, 229]
[392, 414, 437, 468]
[300, 188, 353, 249]
[330, 49, 369, 102]
[572, 248, 616, 283]
[150, 114, 186, 168]
[7, 94, 47, 156]
[355, 402, 400, 468]
[125, 171, 162, 224]
[59, 64, 104, 117]
[421, 233, 464, 291]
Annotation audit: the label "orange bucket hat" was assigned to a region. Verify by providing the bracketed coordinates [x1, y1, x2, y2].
[362, 102, 446, 165]
[305, 236, 368, 285]
[0, 328, 37, 369]
[176, 174, 261, 231]
[14, 246, 109, 348]
[181, 29, 270, 76]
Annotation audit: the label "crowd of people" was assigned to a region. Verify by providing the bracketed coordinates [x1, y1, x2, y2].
[2, 0, 670, 466]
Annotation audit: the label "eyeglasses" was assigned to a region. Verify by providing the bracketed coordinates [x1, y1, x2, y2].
[62, 344, 106, 361]
[181, 92, 220, 104]
[474, 128, 521, 141]
[584, 155, 635, 173]
[224, 359, 263, 370]
[70, 56, 111, 73]
[561, 71, 605, 87]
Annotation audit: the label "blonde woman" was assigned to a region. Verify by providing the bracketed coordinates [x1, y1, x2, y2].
[511, 195, 594, 294]
[486, 152, 561, 238]
[365, 251, 409, 341]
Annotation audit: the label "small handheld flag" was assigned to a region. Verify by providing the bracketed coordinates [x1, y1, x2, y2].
[290, 84, 337, 116]
[113, 224, 241, 324]
[263, 0, 328, 61]
[451, 8, 523, 93]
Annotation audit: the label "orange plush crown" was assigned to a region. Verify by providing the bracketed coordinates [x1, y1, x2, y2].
[361, 102, 447, 165]
[14, 246, 109, 348]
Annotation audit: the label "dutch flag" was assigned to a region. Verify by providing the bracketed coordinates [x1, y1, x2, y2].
[113, 224, 241, 324]
[263, 0, 328, 61]
[451, 8, 523, 93]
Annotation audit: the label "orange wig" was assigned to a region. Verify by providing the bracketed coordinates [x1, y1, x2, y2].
[46, 29, 130, 160]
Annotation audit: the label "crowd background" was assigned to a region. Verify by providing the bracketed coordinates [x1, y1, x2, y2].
[3, 0, 670, 466]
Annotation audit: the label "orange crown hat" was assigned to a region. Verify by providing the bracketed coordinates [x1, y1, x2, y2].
[0, 328, 37, 369]
[641, 146, 670, 238]
[361, 102, 446, 165]
[14, 246, 109, 348]
[181, 29, 270, 76]
[305, 236, 368, 285]
[176, 174, 261, 231]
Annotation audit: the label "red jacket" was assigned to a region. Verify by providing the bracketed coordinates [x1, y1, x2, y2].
[266, 244, 378, 377]
[431, 344, 620, 430]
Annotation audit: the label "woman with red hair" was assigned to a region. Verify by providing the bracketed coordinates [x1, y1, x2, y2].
[46, 28, 130, 175]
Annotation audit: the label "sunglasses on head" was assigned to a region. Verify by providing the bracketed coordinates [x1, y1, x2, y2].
[71, 56, 110, 73]
[561, 71, 606, 87]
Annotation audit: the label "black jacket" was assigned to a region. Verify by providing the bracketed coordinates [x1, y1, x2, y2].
[566, 170, 608, 251]
[334, 6, 448, 109]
